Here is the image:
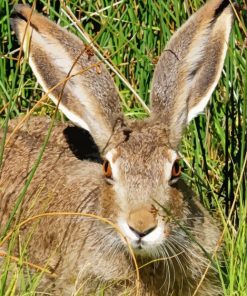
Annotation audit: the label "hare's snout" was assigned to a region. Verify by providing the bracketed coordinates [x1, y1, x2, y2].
[128, 207, 158, 237]
[118, 206, 165, 252]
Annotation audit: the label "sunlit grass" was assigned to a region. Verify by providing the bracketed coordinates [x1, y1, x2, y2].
[0, 0, 246, 295]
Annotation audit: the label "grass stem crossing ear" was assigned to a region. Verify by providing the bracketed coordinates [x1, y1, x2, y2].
[10, 4, 124, 150]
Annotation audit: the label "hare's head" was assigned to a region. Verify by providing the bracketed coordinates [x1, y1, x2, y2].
[11, 0, 233, 256]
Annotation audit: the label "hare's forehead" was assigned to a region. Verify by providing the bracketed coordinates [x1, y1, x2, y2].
[105, 144, 177, 168]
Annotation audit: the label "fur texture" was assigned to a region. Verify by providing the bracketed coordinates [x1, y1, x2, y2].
[0, 1, 234, 295]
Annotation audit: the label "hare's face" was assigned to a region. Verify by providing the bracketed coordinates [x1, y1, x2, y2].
[103, 122, 187, 255]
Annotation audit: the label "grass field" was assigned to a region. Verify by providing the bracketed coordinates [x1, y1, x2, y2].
[0, 0, 246, 295]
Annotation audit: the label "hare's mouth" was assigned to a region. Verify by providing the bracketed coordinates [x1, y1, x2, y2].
[131, 239, 152, 253]
[118, 219, 165, 253]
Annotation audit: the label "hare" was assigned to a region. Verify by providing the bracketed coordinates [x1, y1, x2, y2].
[0, 0, 234, 295]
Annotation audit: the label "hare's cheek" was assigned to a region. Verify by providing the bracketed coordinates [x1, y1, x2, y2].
[167, 188, 185, 219]
[100, 186, 120, 219]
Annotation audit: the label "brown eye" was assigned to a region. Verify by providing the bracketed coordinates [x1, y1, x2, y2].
[171, 160, 182, 178]
[102, 160, 112, 178]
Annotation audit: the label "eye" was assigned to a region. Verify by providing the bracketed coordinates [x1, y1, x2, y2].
[102, 160, 112, 179]
[171, 159, 182, 179]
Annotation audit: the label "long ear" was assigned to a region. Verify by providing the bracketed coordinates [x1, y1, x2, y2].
[11, 4, 123, 151]
[150, 0, 234, 147]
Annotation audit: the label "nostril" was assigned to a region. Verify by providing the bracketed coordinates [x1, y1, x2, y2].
[129, 225, 157, 238]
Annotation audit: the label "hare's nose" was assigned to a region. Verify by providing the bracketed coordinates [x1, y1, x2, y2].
[129, 225, 157, 238]
[127, 207, 158, 238]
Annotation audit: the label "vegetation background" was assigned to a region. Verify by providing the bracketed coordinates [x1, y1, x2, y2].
[0, 0, 246, 295]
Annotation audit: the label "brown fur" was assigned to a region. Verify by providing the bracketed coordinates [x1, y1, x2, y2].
[1, 118, 221, 295]
[0, 1, 234, 295]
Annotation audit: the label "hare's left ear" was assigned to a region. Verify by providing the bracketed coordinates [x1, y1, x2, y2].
[150, 0, 234, 147]
[11, 5, 124, 151]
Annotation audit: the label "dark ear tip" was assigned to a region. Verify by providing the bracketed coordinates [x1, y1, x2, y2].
[11, 11, 27, 22]
[10, 5, 28, 34]
[11, 4, 32, 21]
[11, 4, 39, 35]
[214, 0, 231, 18]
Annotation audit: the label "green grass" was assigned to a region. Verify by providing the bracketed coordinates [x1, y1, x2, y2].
[0, 0, 246, 295]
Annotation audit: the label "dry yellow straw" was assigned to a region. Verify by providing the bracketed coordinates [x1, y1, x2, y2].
[0, 212, 140, 295]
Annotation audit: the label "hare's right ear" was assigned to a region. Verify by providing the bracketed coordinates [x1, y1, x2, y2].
[150, 0, 234, 147]
[11, 5, 123, 151]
